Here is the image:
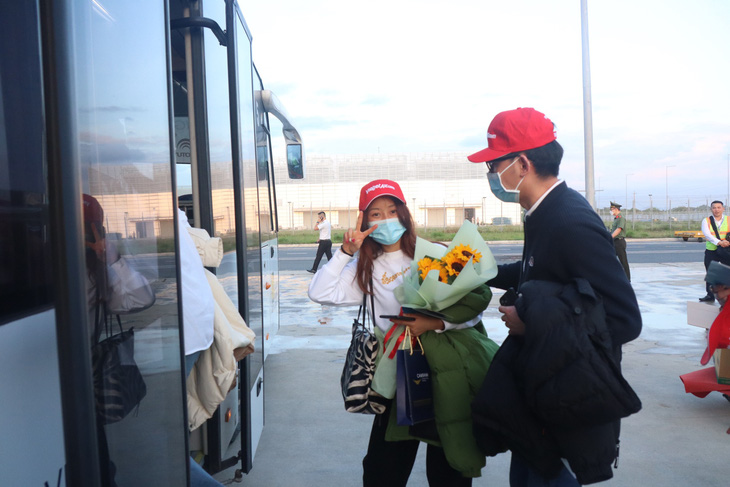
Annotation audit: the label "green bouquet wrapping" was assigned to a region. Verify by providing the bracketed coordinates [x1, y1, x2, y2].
[394, 220, 498, 313]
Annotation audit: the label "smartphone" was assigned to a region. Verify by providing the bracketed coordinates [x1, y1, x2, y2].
[380, 315, 416, 321]
[401, 307, 446, 320]
[499, 287, 518, 306]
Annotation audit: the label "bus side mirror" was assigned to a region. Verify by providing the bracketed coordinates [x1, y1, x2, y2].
[286, 144, 304, 179]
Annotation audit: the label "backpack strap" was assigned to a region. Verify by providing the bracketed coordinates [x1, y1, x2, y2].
[710, 216, 722, 241]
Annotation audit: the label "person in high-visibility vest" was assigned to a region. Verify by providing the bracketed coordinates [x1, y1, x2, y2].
[699, 200, 729, 302]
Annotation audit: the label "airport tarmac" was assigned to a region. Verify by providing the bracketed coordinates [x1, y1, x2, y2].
[215, 261, 729, 486]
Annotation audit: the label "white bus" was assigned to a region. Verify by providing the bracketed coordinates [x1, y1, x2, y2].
[0, 1, 303, 485]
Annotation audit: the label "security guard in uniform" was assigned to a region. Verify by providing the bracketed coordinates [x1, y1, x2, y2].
[610, 202, 630, 281]
[699, 200, 729, 302]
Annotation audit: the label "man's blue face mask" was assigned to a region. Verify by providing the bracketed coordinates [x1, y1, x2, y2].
[368, 218, 406, 245]
[487, 157, 524, 204]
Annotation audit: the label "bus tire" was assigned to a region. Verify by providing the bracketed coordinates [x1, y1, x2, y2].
[683, 237, 689, 241]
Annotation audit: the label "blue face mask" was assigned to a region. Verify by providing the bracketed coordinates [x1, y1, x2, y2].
[368, 218, 406, 245]
[487, 157, 524, 203]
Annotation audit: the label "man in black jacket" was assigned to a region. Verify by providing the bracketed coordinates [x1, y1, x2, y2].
[467, 107, 642, 485]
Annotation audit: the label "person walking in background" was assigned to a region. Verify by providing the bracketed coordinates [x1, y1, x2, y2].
[699, 200, 729, 303]
[307, 211, 332, 273]
[467, 107, 642, 486]
[308, 179, 496, 486]
[610, 201, 630, 281]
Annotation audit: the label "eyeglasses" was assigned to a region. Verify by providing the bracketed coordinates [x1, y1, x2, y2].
[486, 155, 519, 174]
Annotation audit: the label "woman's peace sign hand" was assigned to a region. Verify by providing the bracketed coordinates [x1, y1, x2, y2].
[342, 211, 377, 255]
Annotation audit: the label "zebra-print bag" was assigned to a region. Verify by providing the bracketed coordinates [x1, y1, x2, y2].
[92, 303, 147, 425]
[340, 292, 387, 414]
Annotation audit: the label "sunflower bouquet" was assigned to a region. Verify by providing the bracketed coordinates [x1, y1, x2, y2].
[416, 244, 484, 285]
[394, 220, 498, 313]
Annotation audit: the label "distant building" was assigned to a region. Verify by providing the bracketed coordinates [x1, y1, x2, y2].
[273, 152, 523, 229]
[86, 152, 524, 239]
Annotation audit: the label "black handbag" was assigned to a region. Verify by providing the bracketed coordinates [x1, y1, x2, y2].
[709, 217, 730, 265]
[92, 303, 147, 425]
[340, 289, 387, 414]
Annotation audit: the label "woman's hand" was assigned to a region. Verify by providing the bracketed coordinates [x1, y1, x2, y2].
[391, 313, 444, 337]
[342, 211, 377, 255]
[86, 224, 106, 261]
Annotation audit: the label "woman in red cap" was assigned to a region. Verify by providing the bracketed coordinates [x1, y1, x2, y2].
[309, 179, 494, 486]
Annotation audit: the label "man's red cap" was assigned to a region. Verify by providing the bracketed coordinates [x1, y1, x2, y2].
[467, 107, 557, 163]
[359, 179, 406, 211]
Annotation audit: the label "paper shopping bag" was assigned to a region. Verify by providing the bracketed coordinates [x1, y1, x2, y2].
[396, 333, 434, 426]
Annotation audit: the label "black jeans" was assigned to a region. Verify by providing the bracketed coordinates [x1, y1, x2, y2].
[704, 248, 721, 294]
[362, 402, 472, 487]
[311, 239, 332, 270]
[613, 238, 630, 281]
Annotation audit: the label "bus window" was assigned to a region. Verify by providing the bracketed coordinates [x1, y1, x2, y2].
[0, 1, 53, 325]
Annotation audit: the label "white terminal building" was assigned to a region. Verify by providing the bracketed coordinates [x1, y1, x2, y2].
[274, 152, 523, 230]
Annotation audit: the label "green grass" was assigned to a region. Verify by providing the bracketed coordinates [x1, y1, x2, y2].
[115, 220, 703, 255]
[622, 221, 702, 239]
[277, 221, 702, 244]
[276, 226, 525, 244]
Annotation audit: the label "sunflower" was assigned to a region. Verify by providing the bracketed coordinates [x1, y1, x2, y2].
[417, 256, 448, 282]
[450, 244, 482, 264]
[441, 252, 465, 277]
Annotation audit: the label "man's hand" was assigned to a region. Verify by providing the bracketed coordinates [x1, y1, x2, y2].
[719, 240, 730, 248]
[498, 305, 526, 336]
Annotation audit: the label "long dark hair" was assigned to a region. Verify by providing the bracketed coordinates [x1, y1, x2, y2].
[355, 197, 416, 294]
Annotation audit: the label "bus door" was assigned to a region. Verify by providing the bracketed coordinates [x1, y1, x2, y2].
[63, 1, 189, 485]
[169, 0, 304, 476]
[226, 0, 266, 472]
[170, 0, 264, 475]
[254, 74, 281, 361]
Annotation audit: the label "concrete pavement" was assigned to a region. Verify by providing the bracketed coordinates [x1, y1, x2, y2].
[215, 262, 729, 486]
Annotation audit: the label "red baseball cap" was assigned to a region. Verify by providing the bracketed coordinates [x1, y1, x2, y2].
[467, 107, 557, 163]
[359, 179, 406, 211]
[82, 194, 103, 223]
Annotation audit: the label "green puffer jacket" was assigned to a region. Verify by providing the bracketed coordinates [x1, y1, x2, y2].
[384, 285, 499, 478]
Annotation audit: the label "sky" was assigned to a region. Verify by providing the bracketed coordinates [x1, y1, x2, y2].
[242, 0, 730, 209]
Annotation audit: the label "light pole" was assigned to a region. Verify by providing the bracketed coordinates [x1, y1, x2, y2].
[665, 165, 675, 220]
[581, 0, 596, 209]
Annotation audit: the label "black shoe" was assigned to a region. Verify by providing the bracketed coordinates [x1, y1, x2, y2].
[307, 269, 316, 274]
[699, 294, 715, 303]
